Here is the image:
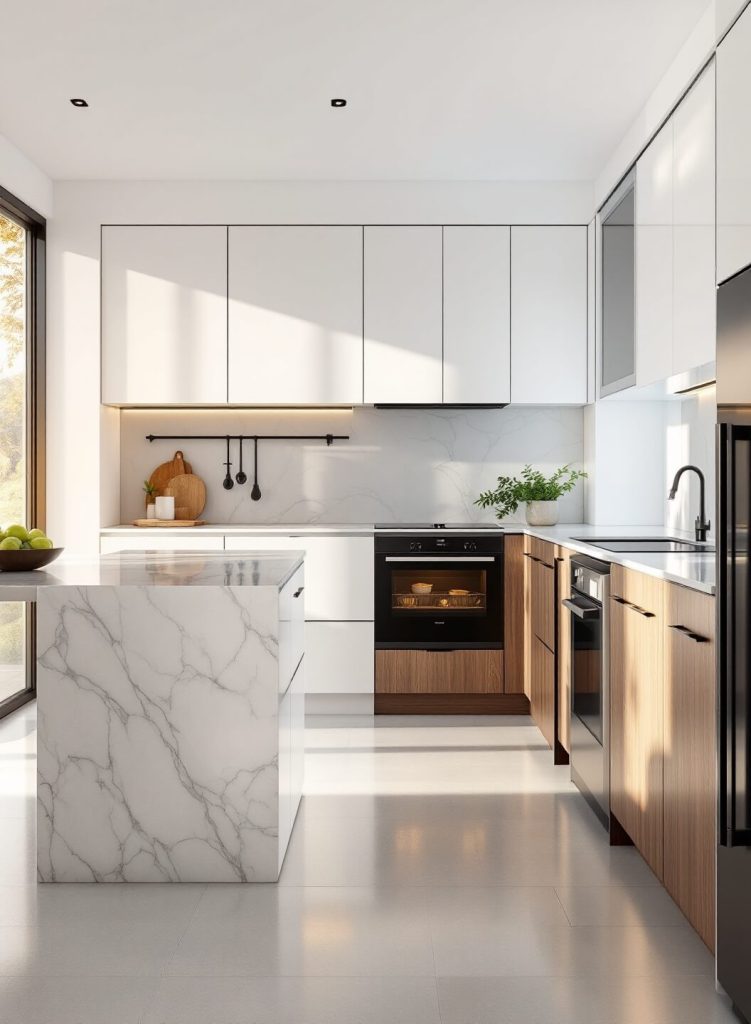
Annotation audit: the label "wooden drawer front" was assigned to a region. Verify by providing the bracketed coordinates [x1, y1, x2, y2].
[529, 536, 556, 567]
[530, 634, 555, 748]
[610, 580, 665, 879]
[504, 534, 526, 695]
[611, 564, 664, 617]
[375, 649, 503, 695]
[664, 585, 716, 950]
[530, 557, 556, 651]
[555, 546, 574, 753]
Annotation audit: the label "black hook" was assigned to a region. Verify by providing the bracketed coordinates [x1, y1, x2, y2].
[223, 436, 234, 490]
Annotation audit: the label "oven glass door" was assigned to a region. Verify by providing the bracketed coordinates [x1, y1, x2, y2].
[375, 555, 502, 647]
[569, 594, 604, 745]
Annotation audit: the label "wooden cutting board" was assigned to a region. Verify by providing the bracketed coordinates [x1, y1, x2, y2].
[164, 473, 207, 520]
[132, 519, 207, 528]
[148, 451, 193, 495]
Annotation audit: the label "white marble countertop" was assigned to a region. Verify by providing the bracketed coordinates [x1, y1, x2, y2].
[0, 551, 304, 601]
[101, 523, 375, 536]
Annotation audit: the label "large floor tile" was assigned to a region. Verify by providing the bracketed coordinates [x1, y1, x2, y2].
[555, 884, 690, 927]
[0, 976, 157, 1024]
[165, 884, 435, 977]
[142, 976, 442, 1024]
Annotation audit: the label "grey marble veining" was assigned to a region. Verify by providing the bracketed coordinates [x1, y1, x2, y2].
[36, 575, 303, 883]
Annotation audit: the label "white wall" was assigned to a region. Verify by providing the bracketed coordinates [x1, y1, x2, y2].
[118, 406, 585, 526]
[0, 134, 53, 218]
[47, 179, 593, 552]
[665, 388, 716, 535]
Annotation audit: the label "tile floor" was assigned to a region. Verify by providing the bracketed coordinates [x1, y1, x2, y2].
[0, 704, 738, 1024]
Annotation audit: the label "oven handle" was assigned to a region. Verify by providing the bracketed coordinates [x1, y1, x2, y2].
[562, 597, 600, 620]
[383, 556, 497, 563]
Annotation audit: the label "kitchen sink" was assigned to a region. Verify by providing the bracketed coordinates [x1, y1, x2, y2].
[571, 537, 715, 554]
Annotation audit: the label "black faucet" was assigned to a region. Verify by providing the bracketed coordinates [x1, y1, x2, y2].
[668, 465, 710, 543]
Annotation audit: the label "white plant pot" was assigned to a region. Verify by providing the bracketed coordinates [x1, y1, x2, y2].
[525, 500, 559, 527]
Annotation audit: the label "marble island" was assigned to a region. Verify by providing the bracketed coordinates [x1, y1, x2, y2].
[3, 551, 306, 883]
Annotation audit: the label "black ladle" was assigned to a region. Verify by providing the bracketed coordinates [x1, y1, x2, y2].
[251, 438, 262, 501]
[222, 436, 234, 490]
[235, 437, 247, 485]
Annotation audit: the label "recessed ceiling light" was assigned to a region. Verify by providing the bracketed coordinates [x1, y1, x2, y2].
[330, 98, 347, 108]
[70, 98, 88, 108]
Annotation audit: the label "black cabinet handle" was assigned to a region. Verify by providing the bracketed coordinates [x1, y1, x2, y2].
[612, 595, 629, 605]
[669, 623, 709, 643]
[293, 586, 304, 598]
[626, 603, 655, 618]
[523, 552, 539, 562]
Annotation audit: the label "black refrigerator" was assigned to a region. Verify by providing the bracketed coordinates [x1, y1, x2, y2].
[717, 266, 751, 1023]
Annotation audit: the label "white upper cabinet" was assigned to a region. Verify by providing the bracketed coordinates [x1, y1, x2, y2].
[101, 226, 228, 406]
[510, 227, 587, 404]
[443, 227, 511, 405]
[718, 5, 751, 284]
[673, 63, 716, 373]
[636, 120, 674, 387]
[228, 227, 363, 405]
[363, 227, 443, 404]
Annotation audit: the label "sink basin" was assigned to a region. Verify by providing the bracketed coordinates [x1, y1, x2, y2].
[571, 537, 715, 554]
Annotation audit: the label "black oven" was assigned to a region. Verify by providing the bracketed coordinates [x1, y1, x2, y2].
[374, 531, 504, 649]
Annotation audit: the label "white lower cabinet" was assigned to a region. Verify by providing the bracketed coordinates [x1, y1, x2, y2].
[305, 621, 374, 695]
[100, 535, 225, 553]
[277, 684, 293, 869]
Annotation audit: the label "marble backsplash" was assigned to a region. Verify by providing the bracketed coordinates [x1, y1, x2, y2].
[118, 406, 585, 525]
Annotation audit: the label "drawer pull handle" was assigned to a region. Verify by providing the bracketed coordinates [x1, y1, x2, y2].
[669, 623, 709, 643]
[627, 603, 655, 618]
[293, 586, 305, 598]
[612, 595, 629, 605]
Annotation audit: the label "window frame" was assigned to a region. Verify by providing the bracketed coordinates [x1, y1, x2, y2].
[0, 184, 46, 719]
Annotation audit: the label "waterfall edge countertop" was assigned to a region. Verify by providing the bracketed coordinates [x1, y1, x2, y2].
[30, 550, 306, 884]
[0, 550, 304, 602]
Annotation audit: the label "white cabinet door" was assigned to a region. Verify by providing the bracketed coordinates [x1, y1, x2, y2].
[443, 227, 510, 404]
[100, 535, 225, 553]
[717, 5, 751, 283]
[363, 227, 443, 404]
[101, 226, 227, 406]
[224, 535, 374, 620]
[305, 622, 374, 694]
[636, 119, 674, 387]
[228, 227, 363, 405]
[673, 63, 716, 374]
[510, 227, 587, 404]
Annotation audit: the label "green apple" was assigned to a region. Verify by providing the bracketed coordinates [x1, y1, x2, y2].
[28, 528, 46, 540]
[0, 536, 23, 550]
[29, 537, 53, 550]
[4, 524, 29, 542]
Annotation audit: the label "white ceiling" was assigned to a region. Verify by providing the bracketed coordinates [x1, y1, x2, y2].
[0, 0, 708, 181]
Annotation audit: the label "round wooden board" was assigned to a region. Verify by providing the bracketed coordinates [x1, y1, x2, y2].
[148, 451, 193, 495]
[164, 473, 207, 519]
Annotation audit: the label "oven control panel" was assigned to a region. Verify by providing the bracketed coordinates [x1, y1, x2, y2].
[376, 533, 504, 556]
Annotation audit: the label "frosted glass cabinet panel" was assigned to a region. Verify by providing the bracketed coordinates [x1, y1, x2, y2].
[717, 4, 751, 284]
[636, 120, 674, 387]
[443, 227, 511, 405]
[510, 226, 587, 404]
[673, 63, 716, 373]
[228, 227, 364, 405]
[363, 227, 443, 404]
[101, 226, 228, 406]
[600, 182, 636, 396]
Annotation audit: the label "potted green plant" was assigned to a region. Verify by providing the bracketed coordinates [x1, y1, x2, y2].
[143, 480, 157, 517]
[475, 464, 587, 526]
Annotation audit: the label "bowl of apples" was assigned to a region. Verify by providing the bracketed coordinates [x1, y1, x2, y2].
[0, 525, 62, 571]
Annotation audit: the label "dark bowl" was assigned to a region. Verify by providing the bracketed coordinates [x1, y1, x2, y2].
[0, 547, 64, 572]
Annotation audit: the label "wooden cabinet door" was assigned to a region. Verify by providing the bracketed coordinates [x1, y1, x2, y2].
[101, 226, 228, 405]
[673, 63, 716, 375]
[228, 226, 364, 405]
[503, 534, 526, 695]
[664, 584, 716, 950]
[636, 119, 673, 387]
[363, 227, 443, 403]
[609, 566, 665, 879]
[717, 7, 751, 284]
[510, 226, 587, 404]
[531, 558, 555, 652]
[531, 634, 555, 749]
[443, 226, 511, 404]
[555, 546, 573, 755]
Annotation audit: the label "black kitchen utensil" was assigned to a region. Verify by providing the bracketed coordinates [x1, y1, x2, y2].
[223, 436, 234, 490]
[251, 438, 262, 501]
[235, 437, 247, 485]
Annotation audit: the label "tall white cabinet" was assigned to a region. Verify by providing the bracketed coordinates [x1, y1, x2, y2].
[363, 227, 443, 404]
[101, 226, 228, 405]
[510, 226, 587, 404]
[717, 5, 751, 284]
[228, 226, 364, 405]
[443, 226, 511, 405]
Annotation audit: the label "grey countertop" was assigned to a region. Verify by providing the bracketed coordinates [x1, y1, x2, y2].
[0, 551, 304, 601]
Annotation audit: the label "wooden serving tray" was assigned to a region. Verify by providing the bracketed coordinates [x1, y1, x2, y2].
[131, 519, 207, 528]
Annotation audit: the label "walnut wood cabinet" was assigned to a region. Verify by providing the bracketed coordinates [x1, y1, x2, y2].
[555, 545, 574, 755]
[503, 534, 526, 695]
[663, 583, 716, 950]
[524, 536, 557, 749]
[609, 565, 666, 880]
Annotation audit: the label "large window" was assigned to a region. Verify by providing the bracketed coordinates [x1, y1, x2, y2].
[0, 187, 45, 718]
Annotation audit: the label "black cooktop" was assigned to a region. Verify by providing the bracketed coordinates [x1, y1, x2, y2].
[374, 523, 503, 532]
